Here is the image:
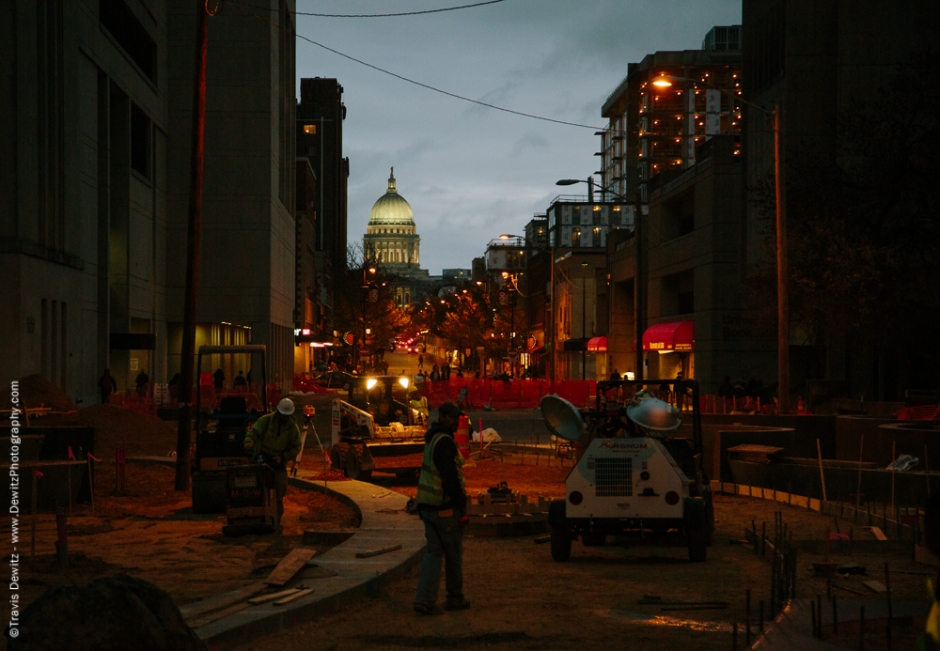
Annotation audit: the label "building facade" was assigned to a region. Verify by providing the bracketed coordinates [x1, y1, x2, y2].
[1, 0, 298, 401]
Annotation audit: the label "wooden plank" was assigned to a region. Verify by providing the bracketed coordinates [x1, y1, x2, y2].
[869, 526, 888, 541]
[180, 580, 267, 620]
[274, 587, 314, 606]
[862, 580, 887, 593]
[264, 548, 317, 587]
[187, 601, 251, 629]
[247, 587, 306, 606]
[355, 544, 402, 558]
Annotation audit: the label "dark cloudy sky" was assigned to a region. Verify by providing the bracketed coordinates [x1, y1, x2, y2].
[293, 0, 742, 275]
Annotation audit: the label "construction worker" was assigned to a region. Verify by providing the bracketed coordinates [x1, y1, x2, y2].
[243, 398, 302, 524]
[413, 401, 470, 615]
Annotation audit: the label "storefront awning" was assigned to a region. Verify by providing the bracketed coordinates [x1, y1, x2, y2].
[528, 345, 545, 354]
[587, 336, 608, 352]
[562, 338, 589, 352]
[642, 321, 694, 352]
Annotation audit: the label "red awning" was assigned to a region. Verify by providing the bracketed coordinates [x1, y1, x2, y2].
[642, 321, 694, 352]
[587, 336, 607, 352]
[528, 345, 545, 354]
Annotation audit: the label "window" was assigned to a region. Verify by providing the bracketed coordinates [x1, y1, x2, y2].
[130, 103, 151, 179]
[662, 269, 694, 316]
[303, 124, 316, 135]
[100, 0, 156, 81]
[663, 190, 695, 239]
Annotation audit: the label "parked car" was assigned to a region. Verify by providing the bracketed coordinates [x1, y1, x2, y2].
[315, 371, 357, 391]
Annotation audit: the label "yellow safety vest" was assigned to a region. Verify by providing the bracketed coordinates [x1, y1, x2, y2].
[416, 432, 465, 507]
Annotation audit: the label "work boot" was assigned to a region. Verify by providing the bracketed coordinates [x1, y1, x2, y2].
[444, 597, 471, 611]
[413, 602, 443, 616]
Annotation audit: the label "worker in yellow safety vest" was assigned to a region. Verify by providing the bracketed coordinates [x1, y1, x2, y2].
[413, 401, 469, 616]
[243, 398, 302, 525]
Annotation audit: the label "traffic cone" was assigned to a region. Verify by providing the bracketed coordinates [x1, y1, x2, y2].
[456, 414, 476, 466]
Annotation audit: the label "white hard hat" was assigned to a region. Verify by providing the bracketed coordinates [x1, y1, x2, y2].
[277, 398, 295, 416]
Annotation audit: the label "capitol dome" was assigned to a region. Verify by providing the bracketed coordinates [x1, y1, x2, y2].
[363, 168, 423, 280]
[369, 167, 414, 225]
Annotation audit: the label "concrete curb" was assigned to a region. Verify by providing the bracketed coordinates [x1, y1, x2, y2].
[127, 458, 425, 651]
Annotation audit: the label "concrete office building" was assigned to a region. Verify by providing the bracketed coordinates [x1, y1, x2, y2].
[598, 26, 751, 390]
[296, 77, 349, 332]
[1, 0, 298, 402]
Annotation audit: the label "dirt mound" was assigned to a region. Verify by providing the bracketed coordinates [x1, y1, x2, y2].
[78, 405, 178, 460]
[11, 573, 206, 651]
[0, 374, 76, 411]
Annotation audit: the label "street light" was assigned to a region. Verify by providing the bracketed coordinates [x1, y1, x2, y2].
[500, 233, 554, 388]
[653, 75, 789, 414]
[581, 261, 589, 380]
[555, 179, 640, 380]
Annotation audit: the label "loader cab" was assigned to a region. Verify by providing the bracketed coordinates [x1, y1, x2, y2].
[348, 375, 416, 427]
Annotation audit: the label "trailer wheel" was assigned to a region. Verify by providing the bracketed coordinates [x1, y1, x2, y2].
[345, 446, 372, 481]
[551, 525, 572, 562]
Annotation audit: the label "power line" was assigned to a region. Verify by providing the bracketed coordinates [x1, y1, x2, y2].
[228, 1, 604, 130]
[230, 0, 506, 18]
[298, 0, 507, 18]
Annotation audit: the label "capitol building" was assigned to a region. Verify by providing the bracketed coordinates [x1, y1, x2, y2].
[363, 168, 430, 305]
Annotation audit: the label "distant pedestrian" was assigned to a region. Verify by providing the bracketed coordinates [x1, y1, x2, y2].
[418, 354, 424, 370]
[430, 365, 441, 382]
[213, 368, 225, 392]
[718, 376, 734, 399]
[98, 368, 117, 405]
[610, 369, 621, 381]
[135, 369, 149, 397]
[442, 361, 451, 381]
[233, 370, 248, 390]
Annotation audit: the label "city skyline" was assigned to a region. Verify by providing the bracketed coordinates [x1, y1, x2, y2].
[291, 0, 741, 274]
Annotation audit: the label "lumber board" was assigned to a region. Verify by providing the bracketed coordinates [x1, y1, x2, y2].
[264, 548, 317, 586]
[247, 587, 306, 606]
[869, 526, 888, 541]
[862, 580, 888, 593]
[180, 580, 267, 620]
[274, 587, 314, 606]
[355, 543, 402, 558]
[187, 601, 251, 628]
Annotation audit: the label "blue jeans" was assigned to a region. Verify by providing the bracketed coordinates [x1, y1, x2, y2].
[415, 509, 464, 605]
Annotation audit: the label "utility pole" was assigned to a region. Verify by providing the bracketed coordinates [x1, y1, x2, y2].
[176, 1, 210, 492]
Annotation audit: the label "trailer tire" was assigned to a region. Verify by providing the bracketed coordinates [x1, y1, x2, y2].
[551, 525, 572, 562]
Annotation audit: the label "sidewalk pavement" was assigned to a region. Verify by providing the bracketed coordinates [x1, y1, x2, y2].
[153, 463, 426, 651]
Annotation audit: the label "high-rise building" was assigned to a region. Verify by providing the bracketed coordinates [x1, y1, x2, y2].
[1, 1, 298, 400]
[297, 78, 349, 320]
[600, 26, 742, 204]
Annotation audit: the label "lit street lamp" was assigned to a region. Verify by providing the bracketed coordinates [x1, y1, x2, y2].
[653, 75, 789, 414]
[581, 261, 589, 380]
[500, 233, 554, 388]
[554, 179, 639, 380]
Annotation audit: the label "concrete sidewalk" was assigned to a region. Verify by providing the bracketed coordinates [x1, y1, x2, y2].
[138, 461, 426, 650]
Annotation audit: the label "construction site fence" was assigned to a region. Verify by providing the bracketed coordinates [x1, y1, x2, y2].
[106, 382, 282, 415]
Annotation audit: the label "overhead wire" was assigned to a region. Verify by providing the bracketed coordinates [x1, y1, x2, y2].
[227, 0, 604, 130]
[240, 0, 509, 18]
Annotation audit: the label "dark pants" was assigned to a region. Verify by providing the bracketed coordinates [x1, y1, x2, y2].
[415, 509, 464, 605]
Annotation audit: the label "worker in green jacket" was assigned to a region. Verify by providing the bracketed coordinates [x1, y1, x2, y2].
[413, 401, 469, 615]
[244, 398, 302, 523]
